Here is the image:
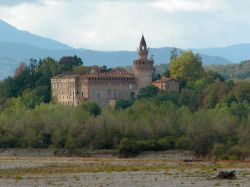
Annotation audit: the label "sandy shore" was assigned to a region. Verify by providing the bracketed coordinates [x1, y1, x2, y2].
[0, 150, 250, 187]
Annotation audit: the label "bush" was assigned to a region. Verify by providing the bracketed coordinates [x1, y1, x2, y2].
[191, 132, 215, 155]
[115, 99, 134, 110]
[137, 86, 159, 99]
[80, 102, 101, 116]
[157, 136, 176, 150]
[118, 138, 140, 157]
[227, 145, 250, 160]
[211, 143, 226, 160]
[176, 136, 191, 150]
[0, 132, 18, 148]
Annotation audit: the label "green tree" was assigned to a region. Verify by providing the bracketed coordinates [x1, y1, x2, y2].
[137, 86, 159, 99]
[233, 81, 250, 103]
[115, 99, 134, 110]
[169, 51, 204, 85]
[59, 55, 83, 72]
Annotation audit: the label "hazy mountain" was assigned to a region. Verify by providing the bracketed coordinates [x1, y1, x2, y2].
[0, 19, 71, 50]
[0, 42, 232, 78]
[191, 43, 250, 63]
[0, 53, 19, 80]
[0, 19, 241, 79]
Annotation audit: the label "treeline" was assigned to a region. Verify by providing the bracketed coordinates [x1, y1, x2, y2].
[207, 60, 250, 80]
[0, 56, 84, 109]
[0, 92, 249, 159]
[0, 51, 249, 160]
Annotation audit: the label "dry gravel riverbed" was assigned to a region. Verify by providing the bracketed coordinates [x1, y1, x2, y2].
[0, 150, 250, 187]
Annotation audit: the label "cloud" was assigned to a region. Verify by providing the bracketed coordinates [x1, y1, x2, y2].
[150, 0, 225, 13]
[0, 0, 250, 50]
[0, 0, 41, 6]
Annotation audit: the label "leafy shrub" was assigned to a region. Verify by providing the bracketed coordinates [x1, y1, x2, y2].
[211, 143, 226, 160]
[137, 86, 159, 99]
[227, 145, 250, 160]
[115, 99, 134, 110]
[118, 138, 140, 157]
[0, 132, 18, 148]
[176, 136, 191, 150]
[157, 136, 176, 150]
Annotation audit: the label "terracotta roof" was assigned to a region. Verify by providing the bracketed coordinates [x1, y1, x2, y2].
[152, 77, 178, 84]
[52, 73, 79, 79]
[80, 68, 135, 78]
[52, 68, 135, 79]
[80, 72, 135, 78]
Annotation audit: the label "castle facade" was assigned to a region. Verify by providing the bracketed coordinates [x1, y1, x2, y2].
[51, 35, 154, 107]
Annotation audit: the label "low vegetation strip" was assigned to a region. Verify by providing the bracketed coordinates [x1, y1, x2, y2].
[1, 157, 250, 178]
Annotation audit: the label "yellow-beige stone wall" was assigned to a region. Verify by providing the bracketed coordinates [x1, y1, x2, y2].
[51, 77, 80, 106]
[52, 77, 137, 107]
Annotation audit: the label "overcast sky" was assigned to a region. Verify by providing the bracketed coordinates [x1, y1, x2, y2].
[0, 0, 249, 50]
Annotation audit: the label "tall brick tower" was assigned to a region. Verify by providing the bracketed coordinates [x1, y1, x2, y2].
[133, 35, 154, 93]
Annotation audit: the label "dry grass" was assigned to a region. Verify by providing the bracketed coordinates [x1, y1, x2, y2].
[0, 157, 250, 179]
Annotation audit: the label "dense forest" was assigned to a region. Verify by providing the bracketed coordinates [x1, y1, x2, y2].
[0, 51, 249, 160]
[207, 60, 250, 80]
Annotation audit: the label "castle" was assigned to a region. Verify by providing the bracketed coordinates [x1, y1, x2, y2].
[51, 35, 179, 107]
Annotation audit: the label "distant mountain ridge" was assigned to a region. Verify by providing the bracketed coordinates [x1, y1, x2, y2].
[0, 19, 71, 50]
[1, 19, 250, 80]
[190, 43, 250, 63]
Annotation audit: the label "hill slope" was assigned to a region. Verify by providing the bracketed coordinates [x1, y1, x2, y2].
[0, 19, 71, 50]
[0, 42, 233, 79]
[191, 44, 250, 63]
[0, 19, 241, 79]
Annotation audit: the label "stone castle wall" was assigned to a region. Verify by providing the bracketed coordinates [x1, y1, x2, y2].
[52, 76, 137, 107]
[51, 76, 79, 106]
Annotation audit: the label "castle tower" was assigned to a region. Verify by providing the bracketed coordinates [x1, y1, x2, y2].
[133, 35, 154, 93]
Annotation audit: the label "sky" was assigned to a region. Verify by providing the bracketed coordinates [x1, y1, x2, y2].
[0, 0, 249, 50]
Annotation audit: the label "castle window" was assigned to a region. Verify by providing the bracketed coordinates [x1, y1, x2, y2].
[82, 92, 83, 98]
[96, 92, 100, 98]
